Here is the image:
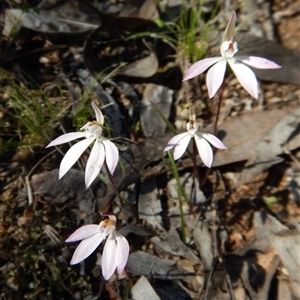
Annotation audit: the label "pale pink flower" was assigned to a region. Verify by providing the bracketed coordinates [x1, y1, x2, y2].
[65, 213, 129, 281]
[183, 11, 281, 99]
[164, 107, 226, 168]
[46, 101, 118, 188]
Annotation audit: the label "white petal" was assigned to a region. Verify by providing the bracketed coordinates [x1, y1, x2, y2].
[85, 140, 105, 188]
[194, 135, 213, 168]
[65, 224, 100, 242]
[228, 59, 258, 99]
[236, 56, 281, 69]
[183, 57, 223, 81]
[70, 232, 103, 265]
[59, 137, 95, 179]
[206, 59, 227, 98]
[46, 132, 86, 148]
[102, 235, 118, 280]
[102, 138, 119, 175]
[91, 101, 104, 125]
[173, 134, 193, 160]
[164, 132, 190, 152]
[223, 12, 236, 41]
[202, 133, 227, 149]
[115, 233, 130, 275]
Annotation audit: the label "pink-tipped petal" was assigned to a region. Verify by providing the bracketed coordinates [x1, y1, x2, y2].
[206, 59, 227, 98]
[228, 59, 258, 99]
[70, 232, 104, 265]
[102, 138, 119, 175]
[91, 101, 104, 125]
[65, 225, 100, 242]
[164, 132, 190, 152]
[223, 12, 236, 41]
[194, 136, 213, 168]
[173, 134, 192, 160]
[115, 233, 130, 275]
[46, 132, 86, 148]
[237, 56, 281, 69]
[85, 140, 105, 188]
[202, 133, 227, 149]
[102, 235, 118, 281]
[59, 137, 95, 179]
[183, 57, 222, 81]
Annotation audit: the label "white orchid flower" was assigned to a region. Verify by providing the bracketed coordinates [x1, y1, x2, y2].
[183, 11, 281, 99]
[65, 213, 129, 281]
[46, 101, 119, 188]
[164, 107, 226, 168]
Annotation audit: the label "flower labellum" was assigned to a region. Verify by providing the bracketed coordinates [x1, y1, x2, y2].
[164, 106, 227, 167]
[183, 11, 281, 99]
[46, 101, 119, 188]
[65, 213, 129, 281]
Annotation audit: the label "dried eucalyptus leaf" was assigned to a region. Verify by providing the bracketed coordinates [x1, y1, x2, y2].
[115, 52, 158, 78]
[131, 276, 160, 300]
[140, 84, 173, 137]
[151, 229, 200, 262]
[5, 3, 101, 35]
[127, 251, 175, 278]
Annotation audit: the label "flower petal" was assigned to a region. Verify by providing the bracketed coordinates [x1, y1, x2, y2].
[164, 132, 190, 152]
[46, 132, 86, 148]
[206, 59, 227, 98]
[65, 225, 100, 242]
[69, 232, 104, 265]
[92, 101, 104, 125]
[85, 140, 105, 188]
[228, 59, 258, 99]
[202, 133, 227, 149]
[115, 233, 130, 276]
[236, 56, 281, 69]
[102, 138, 119, 175]
[194, 135, 213, 168]
[59, 137, 95, 179]
[183, 57, 223, 81]
[102, 234, 118, 280]
[173, 134, 192, 160]
[223, 12, 236, 41]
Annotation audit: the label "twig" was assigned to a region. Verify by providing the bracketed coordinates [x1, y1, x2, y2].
[203, 257, 219, 300]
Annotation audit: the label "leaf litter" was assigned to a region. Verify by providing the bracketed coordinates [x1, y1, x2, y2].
[0, 0, 299, 299]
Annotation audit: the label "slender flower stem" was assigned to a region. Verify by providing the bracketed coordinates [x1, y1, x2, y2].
[214, 78, 226, 135]
[104, 161, 138, 220]
[104, 161, 123, 207]
[167, 151, 187, 243]
[201, 78, 226, 187]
